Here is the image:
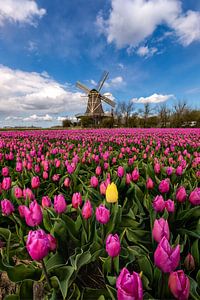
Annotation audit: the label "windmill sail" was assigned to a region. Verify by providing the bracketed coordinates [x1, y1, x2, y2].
[100, 95, 115, 107]
[97, 71, 109, 92]
[76, 81, 90, 94]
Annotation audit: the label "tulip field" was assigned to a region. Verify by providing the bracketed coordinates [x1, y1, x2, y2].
[0, 128, 199, 300]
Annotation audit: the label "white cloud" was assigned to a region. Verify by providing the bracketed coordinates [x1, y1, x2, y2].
[132, 93, 174, 103]
[0, 65, 86, 117]
[136, 45, 158, 57]
[104, 76, 125, 88]
[98, 0, 200, 48]
[23, 114, 53, 122]
[171, 10, 200, 46]
[0, 0, 46, 26]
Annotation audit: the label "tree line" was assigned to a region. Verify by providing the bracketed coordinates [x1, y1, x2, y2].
[62, 101, 200, 128]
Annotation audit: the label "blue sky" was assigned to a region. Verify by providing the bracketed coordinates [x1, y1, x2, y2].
[0, 0, 200, 127]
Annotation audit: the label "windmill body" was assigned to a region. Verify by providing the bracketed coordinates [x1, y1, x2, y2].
[76, 71, 115, 122]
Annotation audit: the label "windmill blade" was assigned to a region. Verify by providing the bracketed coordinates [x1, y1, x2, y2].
[76, 81, 90, 94]
[100, 95, 115, 107]
[97, 71, 109, 92]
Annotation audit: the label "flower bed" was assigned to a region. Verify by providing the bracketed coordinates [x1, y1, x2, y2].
[0, 128, 199, 299]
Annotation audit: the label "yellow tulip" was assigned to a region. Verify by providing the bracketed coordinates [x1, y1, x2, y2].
[106, 182, 118, 203]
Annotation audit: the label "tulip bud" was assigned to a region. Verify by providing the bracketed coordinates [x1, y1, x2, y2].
[153, 195, 165, 212]
[31, 176, 40, 189]
[152, 218, 170, 243]
[43, 171, 48, 180]
[1, 199, 14, 215]
[100, 182, 107, 195]
[116, 268, 143, 300]
[2, 177, 11, 190]
[95, 166, 102, 176]
[95, 204, 110, 224]
[126, 173, 132, 185]
[154, 163, 161, 174]
[24, 200, 43, 227]
[176, 186, 187, 203]
[2, 167, 9, 177]
[166, 166, 173, 176]
[16, 162, 23, 172]
[82, 200, 92, 219]
[64, 177, 71, 188]
[146, 178, 154, 190]
[132, 168, 139, 181]
[168, 270, 190, 300]
[184, 253, 195, 271]
[159, 179, 170, 194]
[165, 199, 175, 213]
[26, 229, 50, 261]
[13, 186, 23, 199]
[106, 234, 121, 257]
[189, 187, 200, 206]
[154, 237, 180, 273]
[47, 234, 57, 252]
[23, 188, 34, 201]
[90, 176, 98, 188]
[42, 196, 51, 208]
[72, 192, 82, 209]
[176, 166, 183, 176]
[54, 194, 67, 214]
[117, 166, 124, 178]
[106, 183, 118, 203]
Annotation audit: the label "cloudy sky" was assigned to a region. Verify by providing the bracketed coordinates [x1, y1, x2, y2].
[0, 0, 200, 127]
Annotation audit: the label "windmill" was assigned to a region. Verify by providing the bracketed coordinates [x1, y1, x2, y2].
[76, 71, 116, 125]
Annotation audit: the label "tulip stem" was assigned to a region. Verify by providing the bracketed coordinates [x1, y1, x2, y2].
[41, 259, 52, 290]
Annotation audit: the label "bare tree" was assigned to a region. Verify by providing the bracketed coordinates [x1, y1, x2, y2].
[117, 100, 134, 127]
[158, 103, 170, 127]
[172, 100, 189, 127]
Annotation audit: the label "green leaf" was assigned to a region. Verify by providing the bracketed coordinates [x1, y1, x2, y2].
[137, 256, 153, 284]
[189, 276, 200, 300]
[46, 252, 65, 272]
[43, 209, 52, 232]
[106, 275, 116, 286]
[4, 296, 20, 300]
[51, 266, 74, 299]
[106, 284, 117, 300]
[19, 280, 34, 300]
[191, 239, 199, 267]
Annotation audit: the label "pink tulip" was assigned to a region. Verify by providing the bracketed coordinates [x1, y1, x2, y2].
[42, 196, 51, 208]
[126, 173, 132, 185]
[1, 199, 14, 215]
[82, 200, 92, 219]
[23, 188, 34, 200]
[90, 176, 98, 188]
[106, 234, 121, 257]
[154, 163, 161, 174]
[189, 187, 200, 205]
[64, 177, 71, 188]
[117, 166, 124, 178]
[100, 182, 107, 195]
[43, 171, 48, 180]
[54, 194, 67, 214]
[18, 205, 26, 218]
[14, 186, 23, 198]
[146, 178, 154, 189]
[31, 176, 40, 189]
[26, 229, 50, 261]
[16, 162, 23, 172]
[168, 270, 190, 300]
[24, 200, 43, 227]
[154, 237, 180, 273]
[152, 218, 170, 243]
[166, 166, 173, 176]
[165, 199, 175, 213]
[153, 195, 165, 212]
[132, 168, 139, 181]
[72, 192, 82, 209]
[116, 268, 143, 300]
[176, 166, 183, 176]
[95, 204, 110, 224]
[2, 177, 11, 190]
[159, 179, 170, 194]
[95, 166, 102, 176]
[176, 186, 187, 202]
[184, 253, 195, 271]
[47, 234, 57, 252]
[2, 167, 9, 177]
